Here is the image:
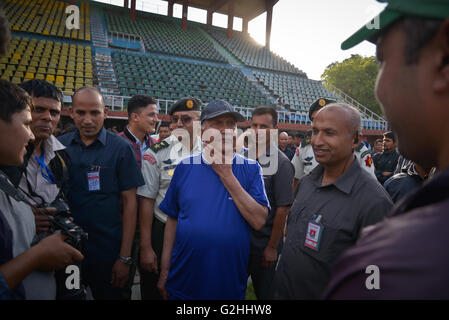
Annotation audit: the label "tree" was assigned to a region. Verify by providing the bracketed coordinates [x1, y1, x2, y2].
[321, 54, 382, 115]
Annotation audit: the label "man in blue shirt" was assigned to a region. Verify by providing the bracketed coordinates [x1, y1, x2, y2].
[157, 100, 269, 300]
[59, 87, 144, 300]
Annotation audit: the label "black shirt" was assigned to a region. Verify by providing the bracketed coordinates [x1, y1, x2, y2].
[272, 159, 393, 299]
[374, 150, 399, 184]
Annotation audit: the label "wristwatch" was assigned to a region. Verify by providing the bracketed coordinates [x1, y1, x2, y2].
[118, 256, 134, 265]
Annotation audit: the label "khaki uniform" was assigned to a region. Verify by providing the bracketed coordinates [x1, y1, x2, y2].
[137, 135, 202, 223]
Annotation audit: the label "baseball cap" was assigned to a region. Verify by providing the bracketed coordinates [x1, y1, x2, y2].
[308, 97, 337, 121]
[341, 0, 449, 50]
[200, 99, 245, 122]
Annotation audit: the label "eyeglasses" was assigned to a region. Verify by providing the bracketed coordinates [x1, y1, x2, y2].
[171, 115, 194, 125]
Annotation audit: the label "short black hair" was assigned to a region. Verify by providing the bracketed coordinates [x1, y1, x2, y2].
[0, 8, 11, 56]
[20, 80, 63, 105]
[383, 131, 396, 143]
[375, 138, 383, 144]
[294, 133, 303, 139]
[159, 121, 170, 128]
[0, 80, 33, 123]
[127, 95, 157, 117]
[401, 18, 443, 65]
[252, 106, 278, 127]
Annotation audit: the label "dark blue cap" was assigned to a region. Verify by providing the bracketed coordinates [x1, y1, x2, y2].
[200, 99, 245, 122]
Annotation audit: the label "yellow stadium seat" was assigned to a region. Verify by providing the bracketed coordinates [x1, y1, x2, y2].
[12, 77, 21, 84]
[55, 82, 64, 89]
[45, 75, 55, 82]
[55, 76, 64, 83]
[35, 74, 45, 80]
[24, 72, 34, 80]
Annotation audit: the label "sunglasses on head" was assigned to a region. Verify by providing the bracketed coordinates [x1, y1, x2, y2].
[171, 115, 194, 124]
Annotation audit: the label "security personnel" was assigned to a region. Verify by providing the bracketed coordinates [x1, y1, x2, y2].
[272, 103, 392, 299]
[354, 140, 376, 178]
[291, 98, 336, 190]
[137, 97, 202, 300]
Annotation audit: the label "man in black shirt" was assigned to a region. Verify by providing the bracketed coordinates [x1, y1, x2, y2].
[374, 131, 399, 184]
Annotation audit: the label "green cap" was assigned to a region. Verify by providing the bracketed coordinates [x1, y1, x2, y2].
[169, 97, 202, 115]
[309, 97, 337, 121]
[341, 0, 449, 50]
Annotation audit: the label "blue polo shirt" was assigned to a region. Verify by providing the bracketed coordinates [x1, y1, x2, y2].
[159, 153, 270, 300]
[58, 128, 145, 263]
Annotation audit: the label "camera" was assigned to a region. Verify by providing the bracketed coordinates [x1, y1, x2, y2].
[45, 198, 88, 253]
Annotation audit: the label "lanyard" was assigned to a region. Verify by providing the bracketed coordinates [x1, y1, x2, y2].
[34, 149, 55, 184]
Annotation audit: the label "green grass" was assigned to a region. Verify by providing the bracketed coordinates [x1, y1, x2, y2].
[245, 282, 257, 300]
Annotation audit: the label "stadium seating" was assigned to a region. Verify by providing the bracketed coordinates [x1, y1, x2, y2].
[104, 10, 226, 63]
[0, 36, 93, 91]
[112, 51, 272, 109]
[3, 0, 91, 41]
[254, 70, 336, 111]
[205, 26, 306, 76]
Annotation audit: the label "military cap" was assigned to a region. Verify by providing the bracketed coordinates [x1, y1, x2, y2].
[169, 97, 202, 115]
[308, 97, 337, 121]
[200, 99, 245, 122]
[342, 0, 449, 50]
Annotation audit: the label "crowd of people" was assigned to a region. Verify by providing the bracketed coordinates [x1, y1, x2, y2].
[1, 0, 449, 301]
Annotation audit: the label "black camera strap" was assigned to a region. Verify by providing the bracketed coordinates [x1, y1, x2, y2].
[0, 170, 36, 207]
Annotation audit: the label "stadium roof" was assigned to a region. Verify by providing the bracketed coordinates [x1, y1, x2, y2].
[167, 0, 279, 21]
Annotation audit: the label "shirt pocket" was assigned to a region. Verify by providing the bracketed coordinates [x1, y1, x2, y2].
[298, 221, 341, 264]
[99, 166, 119, 193]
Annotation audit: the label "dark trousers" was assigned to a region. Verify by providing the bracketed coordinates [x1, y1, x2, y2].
[139, 217, 165, 300]
[248, 254, 278, 300]
[121, 233, 140, 300]
[82, 261, 123, 300]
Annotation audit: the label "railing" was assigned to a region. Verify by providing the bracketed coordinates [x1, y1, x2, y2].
[61, 92, 387, 131]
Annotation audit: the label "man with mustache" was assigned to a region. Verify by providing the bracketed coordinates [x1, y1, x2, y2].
[272, 103, 392, 299]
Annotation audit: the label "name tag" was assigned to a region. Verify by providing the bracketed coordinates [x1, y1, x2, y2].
[87, 167, 100, 191]
[304, 220, 323, 251]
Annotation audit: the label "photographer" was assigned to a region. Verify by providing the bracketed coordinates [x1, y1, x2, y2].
[0, 80, 83, 300]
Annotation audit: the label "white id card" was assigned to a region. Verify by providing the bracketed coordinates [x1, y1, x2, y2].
[304, 221, 323, 251]
[87, 170, 100, 191]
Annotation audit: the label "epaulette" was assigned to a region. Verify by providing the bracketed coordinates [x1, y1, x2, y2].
[150, 140, 170, 153]
[361, 150, 371, 159]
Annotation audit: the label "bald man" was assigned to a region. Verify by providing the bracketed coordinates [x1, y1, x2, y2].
[278, 132, 294, 160]
[272, 103, 392, 299]
[58, 87, 145, 300]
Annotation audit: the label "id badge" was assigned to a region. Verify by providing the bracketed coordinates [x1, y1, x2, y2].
[87, 166, 100, 191]
[304, 218, 323, 252]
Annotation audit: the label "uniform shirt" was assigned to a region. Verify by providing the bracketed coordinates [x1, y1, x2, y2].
[0, 186, 56, 299]
[58, 127, 145, 263]
[18, 135, 66, 205]
[137, 135, 202, 224]
[159, 153, 270, 300]
[291, 144, 318, 180]
[374, 149, 399, 184]
[354, 143, 376, 179]
[272, 159, 392, 299]
[250, 148, 294, 256]
[323, 166, 449, 299]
